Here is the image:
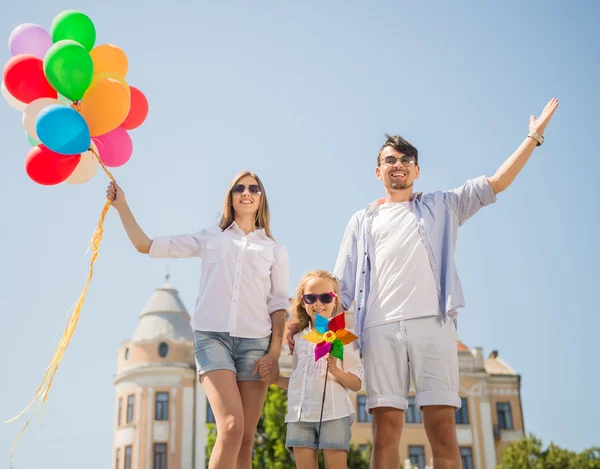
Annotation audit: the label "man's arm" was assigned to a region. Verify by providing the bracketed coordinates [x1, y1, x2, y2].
[488, 98, 559, 195]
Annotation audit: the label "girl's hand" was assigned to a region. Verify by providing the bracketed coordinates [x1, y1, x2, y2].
[326, 354, 339, 375]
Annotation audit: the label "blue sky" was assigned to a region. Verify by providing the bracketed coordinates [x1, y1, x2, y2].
[1, 1, 598, 467]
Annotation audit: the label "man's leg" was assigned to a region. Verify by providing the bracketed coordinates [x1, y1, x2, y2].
[371, 407, 404, 469]
[363, 322, 410, 469]
[407, 316, 462, 469]
[422, 405, 461, 469]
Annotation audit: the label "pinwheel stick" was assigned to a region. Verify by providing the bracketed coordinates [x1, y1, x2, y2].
[316, 361, 330, 450]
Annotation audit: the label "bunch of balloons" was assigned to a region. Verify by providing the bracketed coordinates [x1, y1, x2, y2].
[2, 10, 149, 185]
[2, 11, 150, 458]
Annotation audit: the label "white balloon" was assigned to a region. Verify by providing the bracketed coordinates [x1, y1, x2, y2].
[22, 97, 65, 140]
[66, 141, 100, 185]
[1, 81, 26, 111]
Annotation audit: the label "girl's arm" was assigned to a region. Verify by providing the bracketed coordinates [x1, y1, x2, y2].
[273, 336, 299, 390]
[274, 375, 290, 390]
[326, 340, 363, 392]
[326, 354, 362, 392]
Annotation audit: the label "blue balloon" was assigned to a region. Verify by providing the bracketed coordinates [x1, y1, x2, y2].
[35, 104, 90, 155]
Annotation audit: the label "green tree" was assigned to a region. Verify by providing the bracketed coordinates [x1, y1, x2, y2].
[253, 384, 295, 469]
[205, 422, 216, 468]
[497, 434, 600, 469]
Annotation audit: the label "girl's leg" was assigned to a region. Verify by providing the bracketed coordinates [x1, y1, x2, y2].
[323, 449, 348, 469]
[201, 370, 244, 469]
[292, 447, 319, 469]
[236, 380, 269, 469]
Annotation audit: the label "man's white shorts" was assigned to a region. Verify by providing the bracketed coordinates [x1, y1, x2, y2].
[362, 315, 461, 412]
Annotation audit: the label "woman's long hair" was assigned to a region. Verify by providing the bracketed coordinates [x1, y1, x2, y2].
[218, 171, 272, 239]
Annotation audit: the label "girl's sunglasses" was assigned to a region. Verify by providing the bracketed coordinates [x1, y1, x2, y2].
[302, 292, 336, 305]
[231, 184, 262, 195]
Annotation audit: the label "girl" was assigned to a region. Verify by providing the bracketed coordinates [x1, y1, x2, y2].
[275, 270, 363, 469]
[106, 172, 289, 469]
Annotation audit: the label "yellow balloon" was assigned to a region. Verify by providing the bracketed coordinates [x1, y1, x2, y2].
[90, 44, 128, 78]
[66, 142, 100, 184]
[81, 73, 130, 136]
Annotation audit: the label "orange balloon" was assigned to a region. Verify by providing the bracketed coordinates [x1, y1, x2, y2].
[90, 44, 128, 77]
[80, 73, 130, 136]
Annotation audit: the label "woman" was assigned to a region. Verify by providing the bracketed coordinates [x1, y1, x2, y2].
[106, 171, 289, 469]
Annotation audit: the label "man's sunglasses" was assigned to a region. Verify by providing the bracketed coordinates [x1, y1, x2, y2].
[302, 292, 337, 305]
[381, 155, 417, 167]
[231, 184, 262, 195]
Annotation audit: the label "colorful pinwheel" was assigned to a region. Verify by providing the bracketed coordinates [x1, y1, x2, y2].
[301, 312, 358, 361]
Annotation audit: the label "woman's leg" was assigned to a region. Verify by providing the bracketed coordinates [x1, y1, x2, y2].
[232, 335, 272, 468]
[323, 449, 348, 469]
[201, 370, 244, 469]
[293, 447, 319, 469]
[236, 380, 269, 469]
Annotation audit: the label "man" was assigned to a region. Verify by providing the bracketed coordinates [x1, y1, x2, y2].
[288, 98, 559, 468]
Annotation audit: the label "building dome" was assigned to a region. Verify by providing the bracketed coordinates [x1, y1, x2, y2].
[130, 278, 193, 343]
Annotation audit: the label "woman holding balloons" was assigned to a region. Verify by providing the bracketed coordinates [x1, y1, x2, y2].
[106, 172, 290, 469]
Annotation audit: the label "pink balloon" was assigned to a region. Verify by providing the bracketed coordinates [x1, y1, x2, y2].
[94, 127, 133, 167]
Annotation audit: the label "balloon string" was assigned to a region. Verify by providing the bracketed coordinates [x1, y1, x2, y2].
[5, 146, 114, 460]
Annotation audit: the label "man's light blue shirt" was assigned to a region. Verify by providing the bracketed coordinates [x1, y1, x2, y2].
[333, 175, 497, 346]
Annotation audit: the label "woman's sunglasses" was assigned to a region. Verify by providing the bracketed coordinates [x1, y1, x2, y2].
[302, 292, 337, 305]
[231, 184, 262, 195]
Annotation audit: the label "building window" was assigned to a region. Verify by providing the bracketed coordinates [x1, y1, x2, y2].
[357, 395, 372, 423]
[156, 392, 169, 421]
[406, 396, 422, 424]
[124, 347, 129, 360]
[127, 395, 135, 423]
[496, 402, 513, 430]
[115, 448, 121, 469]
[158, 342, 169, 358]
[154, 443, 167, 469]
[456, 397, 469, 425]
[206, 398, 215, 424]
[409, 446, 425, 469]
[460, 447, 474, 469]
[359, 444, 368, 453]
[117, 397, 123, 427]
[124, 446, 132, 469]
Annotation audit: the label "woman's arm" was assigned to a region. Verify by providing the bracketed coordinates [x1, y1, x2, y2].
[106, 182, 203, 258]
[107, 182, 152, 253]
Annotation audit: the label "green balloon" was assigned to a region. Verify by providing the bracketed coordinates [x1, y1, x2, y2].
[51, 10, 96, 52]
[44, 40, 94, 101]
[27, 133, 41, 147]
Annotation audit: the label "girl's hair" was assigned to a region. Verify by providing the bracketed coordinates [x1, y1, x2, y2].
[218, 171, 273, 239]
[291, 270, 342, 330]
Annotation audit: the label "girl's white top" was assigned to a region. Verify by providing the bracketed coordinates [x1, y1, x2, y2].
[285, 325, 363, 423]
[149, 222, 290, 338]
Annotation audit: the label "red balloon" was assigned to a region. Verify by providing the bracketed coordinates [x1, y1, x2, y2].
[25, 145, 79, 185]
[3, 54, 57, 104]
[121, 86, 148, 130]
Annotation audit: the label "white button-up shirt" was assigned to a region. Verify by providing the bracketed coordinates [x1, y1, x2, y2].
[149, 223, 290, 338]
[285, 326, 363, 424]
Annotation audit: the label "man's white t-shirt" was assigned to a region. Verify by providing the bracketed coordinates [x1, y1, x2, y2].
[365, 201, 441, 329]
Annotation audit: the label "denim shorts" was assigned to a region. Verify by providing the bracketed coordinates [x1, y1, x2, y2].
[286, 416, 352, 452]
[193, 330, 271, 381]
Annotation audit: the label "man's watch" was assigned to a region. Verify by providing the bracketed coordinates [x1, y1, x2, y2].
[527, 131, 544, 147]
